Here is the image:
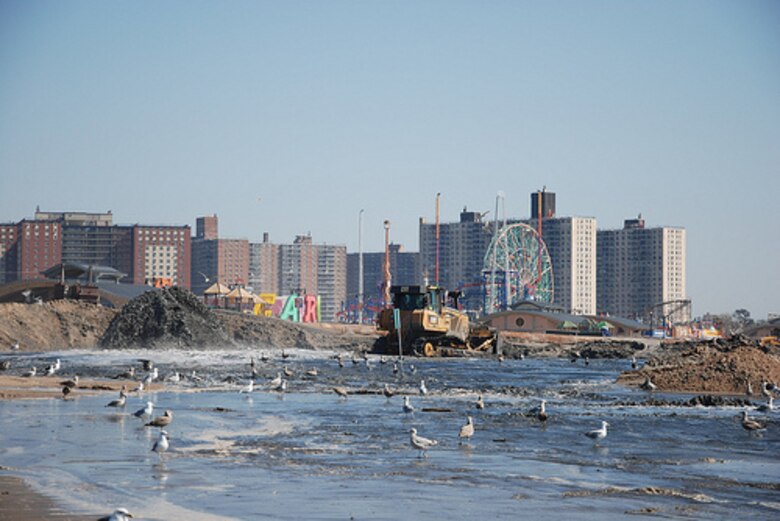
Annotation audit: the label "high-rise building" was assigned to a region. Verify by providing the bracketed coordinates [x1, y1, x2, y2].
[191, 216, 249, 294]
[597, 216, 688, 323]
[525, 215, 597, 315]
[347, 243, 421, 314]
[16, 219, 63, 281]
[196, 215, 219, 240]
[130, 225, 191, 287]
[0, 223, 19, 284]
[419, 209, 493, 310]
[249, 233, 280, 295]
[317, 244, 347, 322]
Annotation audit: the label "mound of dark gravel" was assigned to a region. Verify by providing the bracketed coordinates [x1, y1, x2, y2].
[99, 287, 233, 348]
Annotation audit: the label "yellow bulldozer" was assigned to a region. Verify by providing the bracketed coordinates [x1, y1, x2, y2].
[376, 285, 500, 357]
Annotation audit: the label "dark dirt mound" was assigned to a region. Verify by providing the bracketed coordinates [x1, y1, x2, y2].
[99, 287, 232, 348]
[617, 338, 780, 394]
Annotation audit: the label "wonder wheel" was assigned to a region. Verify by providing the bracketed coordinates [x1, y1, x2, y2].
[482, 223, 554, 314]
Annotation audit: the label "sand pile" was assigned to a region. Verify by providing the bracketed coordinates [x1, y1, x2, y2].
[100, 287, 232, 348]
[0, 300, 117, 351]
[618, 340, 780, 394]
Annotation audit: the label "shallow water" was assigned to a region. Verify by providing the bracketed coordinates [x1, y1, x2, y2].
[0, 349, 778, 520]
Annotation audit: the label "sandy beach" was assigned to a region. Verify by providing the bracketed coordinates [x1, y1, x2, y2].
[0, 474, 93, 521]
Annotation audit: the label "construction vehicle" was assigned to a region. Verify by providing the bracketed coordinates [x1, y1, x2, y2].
[376, 285, 500, 357]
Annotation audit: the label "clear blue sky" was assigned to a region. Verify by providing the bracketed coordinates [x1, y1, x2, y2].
[1, 1, 778, 318]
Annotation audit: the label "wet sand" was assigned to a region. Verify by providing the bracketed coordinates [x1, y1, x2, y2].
[0, 375, 161, 400]
[0, 474, 93, 521]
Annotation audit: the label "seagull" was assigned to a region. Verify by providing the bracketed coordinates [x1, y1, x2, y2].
[410, 428, 438, 456]
[403, 396, 415, 413]
[133, 401, 154, 421]
[756, 396, 774, 413]
[142, 367, 159, 386]
[106, 389, 128, 408]
[140, 359, 154, 372]
[585, 421, 609, 442]
[409, 364, 417, 375]
[419, 380, 428, 396]
[239, 379, 254, 394]
[250, 356, 259, 377]
[166, 371, 181, 383]
[475, 394, 485, 410]
[306, 368, 318, 377]
[283, 366, 294, 378]
[44, 364, 57, 376]
[631, 355, 638, 370]
[10, 341, 20, 351]
[746, 380, 753, 396]
[60, 375, 79, 388]
[61, 385, 72, 400]
[281, 349, 290, 360]
[333, 386, 349, 399]
[570, 350, 580, 363]
[115, 367, 135, 379]
[380, 356, 388, 364]
[269, 372, 283, 388]
[529, 399, 548, 422]
[458, 416, 475, 441]
[198, 271, 210, 283]
[98, 508, 134, 521]
[337, 356, 345, 368]
[583, 356, 590, 366]
[0, 360, 10, 371]
[497, 354, 505, 363]
[145, 410, 173, 428]
[392, 362, 399, 375]
[22, 366, 37, 377]
[383, 384, 394, 399]
[640, 376, 657, 392]
[364, 358, 372, 371]
[275, 379, 287, 393]
[761, 381, 774, 399]
[741, 410, 766, 431]
[152, 430, 170, 456]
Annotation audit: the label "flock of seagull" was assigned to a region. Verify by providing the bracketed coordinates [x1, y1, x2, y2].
[2, 343, 779, 519]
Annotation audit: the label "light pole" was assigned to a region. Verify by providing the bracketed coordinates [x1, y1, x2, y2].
[358, 209, 364, 324]
[383, 220, 391, 308]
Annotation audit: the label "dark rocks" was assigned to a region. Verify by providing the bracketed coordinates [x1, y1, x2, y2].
[99, 287, 232, 349]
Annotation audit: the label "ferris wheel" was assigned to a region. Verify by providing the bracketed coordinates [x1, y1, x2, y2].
[482, 222, 554, 314]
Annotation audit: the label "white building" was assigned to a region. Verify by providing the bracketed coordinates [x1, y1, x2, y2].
[597, 216, 688, 324]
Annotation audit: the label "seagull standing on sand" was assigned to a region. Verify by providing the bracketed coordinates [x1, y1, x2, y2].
[145, 410, 173, 428]
[152, 430, 169, 456]
[741, 410, 766, 431]
[419, 380, 428, 395]
[585, 421, 609, 442]
[98, 508, 134, 521]
[142, 367, 159, 386]
[133, 401, 154, 422]
[60, 375, 79, 388]
[10, 341, 20, 351]
[22, 366, 37, 377]
[458, 416, 475, 442]
[403, 396, 415, 413]
[640, 376, 657, 392]
[410, 428, 438, 456]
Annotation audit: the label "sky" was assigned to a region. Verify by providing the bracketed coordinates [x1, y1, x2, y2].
[1, 1, 778, 319]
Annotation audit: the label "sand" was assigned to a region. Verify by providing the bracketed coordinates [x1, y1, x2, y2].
[0, 475, 94, 521]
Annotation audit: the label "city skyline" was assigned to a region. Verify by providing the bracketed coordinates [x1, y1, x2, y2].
[1, 1, 778, 318]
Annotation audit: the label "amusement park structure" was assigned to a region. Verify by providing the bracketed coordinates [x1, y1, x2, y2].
[482, 221, 554, 315]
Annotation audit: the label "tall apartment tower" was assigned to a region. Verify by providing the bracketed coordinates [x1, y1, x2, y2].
[279, 235, 319, 296]
[317, 244, 347, 323]
[191, 215, 248, 294]
[0, 223, 18, 284]
[248, 233, 279, 295]
[347, 244, 421, 311]
[419, 209, 493, 310]
[597, 216, 688, 323]
[196, 215, 219, 240]
[131, 225, 191, 287]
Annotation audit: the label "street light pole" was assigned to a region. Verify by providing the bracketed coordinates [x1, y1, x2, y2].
[383, 220, 391, 308]
[358, 209, 364, 324]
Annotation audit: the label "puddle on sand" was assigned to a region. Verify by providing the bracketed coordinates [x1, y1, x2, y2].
[0, 350, 778, 520]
